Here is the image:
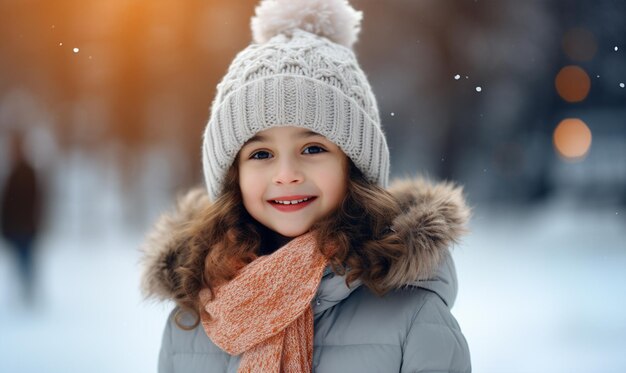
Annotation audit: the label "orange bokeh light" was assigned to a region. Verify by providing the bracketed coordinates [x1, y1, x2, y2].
[555, 65, 591, 103]
[553, 118, 592, 160]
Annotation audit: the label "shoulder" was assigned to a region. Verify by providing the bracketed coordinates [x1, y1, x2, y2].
[158, 308, 239, 373]
[332, 284, 452, 334]
[315, 284, 466, 353]
[162, 308, 223, 355]
[344, 284, 466, 344]
[392, 287, 471, 372]
[380, 286, 465, 339]
[349, 283, 448, 317]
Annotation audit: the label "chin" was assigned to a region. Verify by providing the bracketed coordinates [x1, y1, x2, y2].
[275, 226, 311, 238]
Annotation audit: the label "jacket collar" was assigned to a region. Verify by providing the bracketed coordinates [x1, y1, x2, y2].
[140, 177, 470, 310]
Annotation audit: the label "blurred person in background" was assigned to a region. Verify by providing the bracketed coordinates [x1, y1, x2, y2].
[1, 130, 44, 306]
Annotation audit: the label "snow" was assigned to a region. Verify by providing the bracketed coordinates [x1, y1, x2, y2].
[620, 83, 624, 88]
[0, 228, 172, 373]
[453, 200, 626, 373]
[73, 48, 79, 53]
[476, 86, 482, 92]
[454, 74, 461, 80]
[1, 152, 625, 372]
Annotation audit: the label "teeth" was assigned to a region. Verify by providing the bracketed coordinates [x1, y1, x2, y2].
[274, 197, 311, 205]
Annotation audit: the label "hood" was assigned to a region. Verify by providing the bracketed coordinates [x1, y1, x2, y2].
[139, 177, 470, 310]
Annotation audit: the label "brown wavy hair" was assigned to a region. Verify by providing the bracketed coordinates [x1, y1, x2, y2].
[172, 157, 405, 330]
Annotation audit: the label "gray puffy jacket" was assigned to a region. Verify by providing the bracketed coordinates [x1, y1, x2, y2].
[140, 177, 471, 372]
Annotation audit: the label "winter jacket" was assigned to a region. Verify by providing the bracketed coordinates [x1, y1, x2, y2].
[140, 177, 472, 372]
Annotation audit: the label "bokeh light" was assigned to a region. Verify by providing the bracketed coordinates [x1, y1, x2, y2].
[555, 65, 591, 103]
[562, 27, 597, 61]
[553, 118, 592, 160]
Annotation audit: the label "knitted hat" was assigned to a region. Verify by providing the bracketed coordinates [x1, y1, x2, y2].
[202, 0, 390, 201]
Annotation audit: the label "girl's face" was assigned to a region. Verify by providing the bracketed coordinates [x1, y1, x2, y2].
[238, 126, 349, 238]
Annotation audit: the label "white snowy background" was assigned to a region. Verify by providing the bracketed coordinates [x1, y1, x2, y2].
[0, 149, 624, 373]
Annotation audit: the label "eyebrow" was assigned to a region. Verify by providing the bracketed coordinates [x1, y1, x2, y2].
[244, 130, 322, 145]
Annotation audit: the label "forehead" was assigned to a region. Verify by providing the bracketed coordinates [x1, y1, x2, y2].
[243, 127, 324, 145]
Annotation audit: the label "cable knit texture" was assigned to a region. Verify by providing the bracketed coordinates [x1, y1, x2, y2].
[198, 232, 329, 372]
[202, 3, 389, 201]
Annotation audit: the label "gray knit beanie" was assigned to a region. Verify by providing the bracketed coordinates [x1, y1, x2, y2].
[202, 0, 389, 201]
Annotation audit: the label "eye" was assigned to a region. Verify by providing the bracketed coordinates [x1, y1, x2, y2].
[303, 145, 327, 155]
[250, 150, 272, 160]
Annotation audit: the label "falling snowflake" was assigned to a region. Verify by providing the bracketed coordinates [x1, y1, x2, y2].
[475, 86, 482, 92]
[454, 74, 461, 80]
[620, 83, 625, 88]
[390, 112, 395, 117]
[73, 47, 80, 53]
[615, 46, 619, 51]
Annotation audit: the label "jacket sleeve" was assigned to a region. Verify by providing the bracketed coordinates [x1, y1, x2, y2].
[400, 292, 471, 373]
[158, 310, 175, 373]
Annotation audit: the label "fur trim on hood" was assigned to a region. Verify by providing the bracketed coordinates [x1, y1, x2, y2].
[139, 177, 470, 302]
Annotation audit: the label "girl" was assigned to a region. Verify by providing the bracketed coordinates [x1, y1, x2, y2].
[141, 0, 471, 372]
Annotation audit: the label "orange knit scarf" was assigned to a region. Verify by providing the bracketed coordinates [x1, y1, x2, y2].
[199, 232, 328, 372]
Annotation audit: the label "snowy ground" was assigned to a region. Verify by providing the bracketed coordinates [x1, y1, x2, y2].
[0, 227, 173, 373]
[1, 157, 625, 372]
[454, 199, 626, 373]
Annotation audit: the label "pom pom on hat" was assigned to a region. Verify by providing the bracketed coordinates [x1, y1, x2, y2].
[251, 0, 362, 48]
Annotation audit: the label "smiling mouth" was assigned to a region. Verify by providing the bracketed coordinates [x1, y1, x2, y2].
[268, 196, 317, 211]
[271, 196, 315, 205]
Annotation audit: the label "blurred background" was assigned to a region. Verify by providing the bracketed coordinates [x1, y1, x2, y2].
[0, 0, 624, 372]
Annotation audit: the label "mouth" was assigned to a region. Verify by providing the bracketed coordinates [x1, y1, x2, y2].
[268, 196, 317, 212]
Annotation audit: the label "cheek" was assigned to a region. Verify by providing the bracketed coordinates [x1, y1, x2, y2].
[333, 176, 348, 204]
[319, 163, 348, 205]
[239, 178, 264, 221]
[238, 167, 262, 203]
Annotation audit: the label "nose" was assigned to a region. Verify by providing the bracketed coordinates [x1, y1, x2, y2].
[272, 157, 304, 185]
